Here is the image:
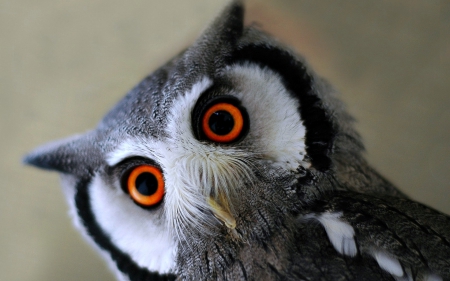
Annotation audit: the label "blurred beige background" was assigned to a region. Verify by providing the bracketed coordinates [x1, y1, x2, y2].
[1, 0, 449, 280]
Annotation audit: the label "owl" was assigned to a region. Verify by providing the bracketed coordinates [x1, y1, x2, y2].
[24, 1, 450, 281]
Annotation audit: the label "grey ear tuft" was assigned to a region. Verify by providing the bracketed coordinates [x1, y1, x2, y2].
[203, 0, 244, 44]
[23, 132, 103, 177]
[189, 0, 244, 60]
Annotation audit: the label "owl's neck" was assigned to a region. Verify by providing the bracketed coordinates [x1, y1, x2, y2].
[175, 217, 300, 281]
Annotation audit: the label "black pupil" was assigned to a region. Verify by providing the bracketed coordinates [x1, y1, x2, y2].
[135, 172, 158, 196]
[208, 110, 235, 135]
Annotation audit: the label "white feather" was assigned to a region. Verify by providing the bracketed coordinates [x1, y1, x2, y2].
[88, 174, 177, 274]
[224, 63, 309, 170]
[314, 212, 357, 257]
[373, 250, 404, 277]
[60, 175, 135, 279]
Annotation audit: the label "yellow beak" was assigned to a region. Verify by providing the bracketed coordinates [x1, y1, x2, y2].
[207, 195, 236, 229]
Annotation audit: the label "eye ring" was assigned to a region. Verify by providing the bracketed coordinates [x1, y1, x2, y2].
[201, 102, 244, 143]
[127, 165, 165, 207]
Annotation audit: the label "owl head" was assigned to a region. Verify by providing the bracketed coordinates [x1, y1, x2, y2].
[24, 1, 400, 280]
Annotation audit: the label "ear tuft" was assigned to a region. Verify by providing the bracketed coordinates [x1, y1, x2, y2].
[189, 0, 245, 58]
[210, 0, 245, 43]
[23, 132, 102, 177]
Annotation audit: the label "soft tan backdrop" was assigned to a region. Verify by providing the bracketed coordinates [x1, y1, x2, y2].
[1, 0, 449, 280]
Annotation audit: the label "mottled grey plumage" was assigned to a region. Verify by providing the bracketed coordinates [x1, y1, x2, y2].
[24, 1, 450, 281]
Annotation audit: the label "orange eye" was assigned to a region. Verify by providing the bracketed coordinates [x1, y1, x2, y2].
[127, 165, 165, 207]
[201, 102, 244, 143]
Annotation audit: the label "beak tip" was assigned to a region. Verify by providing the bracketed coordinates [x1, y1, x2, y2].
[207, 196, 236, 229]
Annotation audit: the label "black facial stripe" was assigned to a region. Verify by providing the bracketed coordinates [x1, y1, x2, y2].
[74, 177, 177, 281]
[229, 44, 336, 172]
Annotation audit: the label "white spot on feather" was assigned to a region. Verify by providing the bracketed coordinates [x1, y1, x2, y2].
[314, 212, 357, 257]
[373, 251, 404, 277]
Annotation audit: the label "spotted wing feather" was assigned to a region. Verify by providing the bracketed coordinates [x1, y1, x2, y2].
[300, 191, 450, 280]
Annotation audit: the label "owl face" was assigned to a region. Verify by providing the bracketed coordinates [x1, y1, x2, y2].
[24, 2, 378, 280]
[72, 63, 310, 275]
